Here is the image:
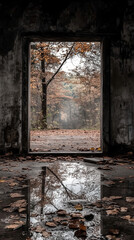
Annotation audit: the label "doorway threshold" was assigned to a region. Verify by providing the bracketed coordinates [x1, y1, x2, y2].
[28, 151, 103, 157]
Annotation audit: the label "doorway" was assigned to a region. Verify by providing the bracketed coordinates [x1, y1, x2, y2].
[29, 41, 102, 153]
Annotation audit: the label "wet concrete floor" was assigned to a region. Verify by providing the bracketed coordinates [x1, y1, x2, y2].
[0, 155, 134, 239]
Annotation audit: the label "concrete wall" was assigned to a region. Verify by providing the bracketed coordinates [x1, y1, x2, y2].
[0, 0, 133, 153]
[110, 0, 134, 151]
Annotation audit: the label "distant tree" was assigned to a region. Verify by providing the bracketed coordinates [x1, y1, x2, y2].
[31, 42, 75, 128]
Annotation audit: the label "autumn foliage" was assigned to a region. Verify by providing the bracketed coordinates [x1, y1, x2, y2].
[30, 42, 101, 130]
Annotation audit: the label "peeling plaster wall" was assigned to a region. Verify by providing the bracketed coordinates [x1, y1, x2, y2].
[0, 0, 133, 153]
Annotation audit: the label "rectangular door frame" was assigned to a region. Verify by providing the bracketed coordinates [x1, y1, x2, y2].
[22, 34, 110, 154]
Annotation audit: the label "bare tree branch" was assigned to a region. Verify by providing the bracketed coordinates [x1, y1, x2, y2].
[46, 43, 75, 87]
[47, 167, 72, 198]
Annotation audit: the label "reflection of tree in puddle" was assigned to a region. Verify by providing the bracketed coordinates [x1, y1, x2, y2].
[30, 162, 101, 239]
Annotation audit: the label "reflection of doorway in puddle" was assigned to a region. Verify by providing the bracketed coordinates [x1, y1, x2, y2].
[30, 41, 102, 153]
[29, 162, 101, 239]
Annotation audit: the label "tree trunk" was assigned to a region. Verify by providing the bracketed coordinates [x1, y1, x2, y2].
[41, 50, 47, 128]
[41, 167, 46, 214]
[40, 43, 75, 129]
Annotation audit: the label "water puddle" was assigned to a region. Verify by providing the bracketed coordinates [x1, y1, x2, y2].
[1, 160, 134, 239]
[29, 162, 101, 239]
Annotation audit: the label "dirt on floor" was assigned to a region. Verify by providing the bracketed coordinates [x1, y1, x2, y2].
[30, 129, 100, 152]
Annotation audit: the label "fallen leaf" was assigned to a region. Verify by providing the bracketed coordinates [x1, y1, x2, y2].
[129, 176, 134, 178]
[53, 217, 68, 223]
[102, 197, 112, 201]
[18, 208, 26, 213]
[31, 213, 38, 218]
[129, 217, 134, 222]
[117, 163, 127, 166]
[104, 181, 115, 185]
[42, 231, 51, 238]
[69, 223, 79, 229]
[71, 213, 83, 219]
[92, 202, 102, 208]
[108, 160, 114, 164]
[79, 224, 86, 231]
[121, 215, 131, 220]
[9, 182, 18, 187]
[74, 204, 83, 211]
[90, 147, 95, 151]
[16, 177, 25, 181]
[102, 196, 122, 201]
[96, 147, 101, 151]
[110, 196, 122, 200]
[35, 225, 44, 233]
[57, 210, 67, 216]
[115, 177, 125, 180]
[126, 197, 134, 202]
[5, 224, 20, 229]
[10, 193, 24, 198]
[22, 167, 31, 170]
[9, 215, 20, 220]
[45, 222, 57, 227]
[3, 207, 13, 213]
[106, 235, 116, 240]
[127, 151, 133, 156]
[109, 229, 120, 235]
[26, 156, 32, 160]
[61, 221, 68, 226]
[0, 179, 6, 183]
[5, 221, 24, 230]
[120, 207, 128, 212]
[11, 199, 27, 209]
[105, 205, 118, 210]
[106, 209, 119, 215]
